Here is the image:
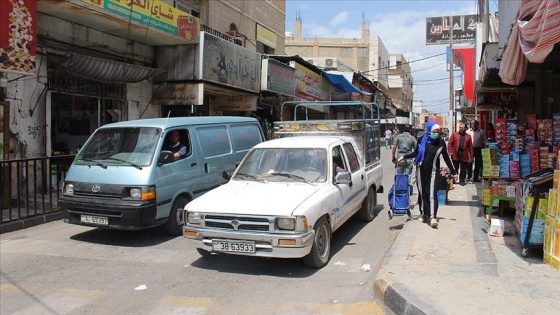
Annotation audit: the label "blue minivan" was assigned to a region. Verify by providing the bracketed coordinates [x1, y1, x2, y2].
[59, 116, 264, 235]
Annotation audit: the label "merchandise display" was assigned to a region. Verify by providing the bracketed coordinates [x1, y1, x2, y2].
[544, 169, 560, 270]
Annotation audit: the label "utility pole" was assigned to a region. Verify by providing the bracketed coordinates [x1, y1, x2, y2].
[449, 15, 454, 132]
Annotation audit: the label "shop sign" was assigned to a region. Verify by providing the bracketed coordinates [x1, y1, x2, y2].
[426, 14, 477, 45]
[213, 95, 258, 111]
[201, 33, 261, 93]
[152, 83, 203, 105]
[476, 90, 517, 110]
[261, 59, 295, 96]
[294, 63, 329, 101]
[256, 24, 276, 49]
[77, 0, 200, 42]
[0, 0, 37, 75]
[351, 77, 374, 103]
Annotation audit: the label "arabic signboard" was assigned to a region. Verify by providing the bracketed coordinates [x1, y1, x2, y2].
[201, 33, 261, 93]
[152, 83, 203, 105]
[294, 62, 329, 101]
[261, 58, 295, 96]
[426, 14, 477, 45]
[351, 75, 374, 103]
[80, 0, 200, 42]
[0, 0, 37, 75]
[256, 24, 277, 49]
[213, 95, 258, 111]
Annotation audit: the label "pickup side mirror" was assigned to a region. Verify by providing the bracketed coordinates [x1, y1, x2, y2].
[334, 171, 352, 185]
[158, 150, 175, 165]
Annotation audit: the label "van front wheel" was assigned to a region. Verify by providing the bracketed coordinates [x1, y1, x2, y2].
[165, 196, 189, 236]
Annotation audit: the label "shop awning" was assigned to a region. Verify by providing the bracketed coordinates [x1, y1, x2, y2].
[61, 53, 167, 83]
[499, 0, 560, 85]
[323, 71, 372, 95]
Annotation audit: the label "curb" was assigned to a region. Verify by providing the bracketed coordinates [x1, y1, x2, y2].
[373, 208, 443, 315]
[374, 183, 480, 315]
[0, 212, 63, 234]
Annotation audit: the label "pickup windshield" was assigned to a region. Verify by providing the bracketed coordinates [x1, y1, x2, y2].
[75, 127, 162, 167]
[234, 148, 327, 183]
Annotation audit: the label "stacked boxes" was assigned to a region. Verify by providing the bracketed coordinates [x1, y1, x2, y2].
[495, 118, 509, 154]
[537, 119, 553, 146]
[554, 113, 560, 146]
[482, 148, 499, 177]
[544, 169, 560, 270]
[520, 154, 531, 178]
[499, 153, 511, 178]
[515, 180, 547, 247]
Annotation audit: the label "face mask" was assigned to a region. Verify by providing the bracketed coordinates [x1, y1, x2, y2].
[429, 132, 440, 140]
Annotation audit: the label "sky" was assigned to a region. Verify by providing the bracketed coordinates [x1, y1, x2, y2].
[285, 0, 499, 116]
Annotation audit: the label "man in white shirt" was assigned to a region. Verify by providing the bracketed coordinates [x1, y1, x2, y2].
[385, 129, 393, 149]
[471, 120, 487, 182]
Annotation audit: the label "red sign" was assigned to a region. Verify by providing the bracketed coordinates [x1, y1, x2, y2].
[0, 0, 37, 75]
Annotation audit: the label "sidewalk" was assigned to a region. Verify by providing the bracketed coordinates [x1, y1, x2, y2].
[374, 181, 560, 315]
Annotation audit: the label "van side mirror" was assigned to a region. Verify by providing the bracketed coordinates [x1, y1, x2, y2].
[222, 170, 231, 181]
[158, 150, 174, 165]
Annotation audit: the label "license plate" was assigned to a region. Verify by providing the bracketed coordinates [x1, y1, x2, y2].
[212, 240, 255, 253]
[80, 215, 108, 226]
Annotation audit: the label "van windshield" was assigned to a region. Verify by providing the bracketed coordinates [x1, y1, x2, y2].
[76, 127, 162, 167]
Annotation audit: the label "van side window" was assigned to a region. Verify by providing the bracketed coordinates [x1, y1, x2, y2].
[342, 143, 360, 172]
[231, 124, 262, 151]
[163, 129, 189, 160]
[197, 126, 231, 157]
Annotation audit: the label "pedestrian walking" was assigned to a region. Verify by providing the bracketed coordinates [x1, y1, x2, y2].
[447, 123, 473, 186]
[471, 120, 487, 182]
[392, 125, 417, 176]
[385, 129, 393, 149]
[398, 120, 457, 228]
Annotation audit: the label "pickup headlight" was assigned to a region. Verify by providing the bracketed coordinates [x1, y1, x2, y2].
[276, 217, 295, 230]
[276, 216, 308, 231]
[187, 211, 202, 224]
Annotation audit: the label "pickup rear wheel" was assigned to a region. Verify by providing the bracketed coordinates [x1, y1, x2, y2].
[165, 196, 189, 236]
[358, 187, 376, 222]
[302, 217, 331, 268]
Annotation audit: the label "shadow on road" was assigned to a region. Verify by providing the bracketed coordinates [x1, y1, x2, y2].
[69, 225, 177, 247]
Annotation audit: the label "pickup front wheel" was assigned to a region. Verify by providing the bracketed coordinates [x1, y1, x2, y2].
[303, 217, 331, 268]
[357, 187, 376, 221]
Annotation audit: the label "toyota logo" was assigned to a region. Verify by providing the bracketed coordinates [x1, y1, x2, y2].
[91, 185, 101, 193]
[230, 219, 240, 230]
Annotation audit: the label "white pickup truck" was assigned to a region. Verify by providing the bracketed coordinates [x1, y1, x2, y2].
[183, 104, 383, 268]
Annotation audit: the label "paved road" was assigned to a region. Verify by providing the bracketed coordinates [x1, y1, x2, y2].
[0, 148, 406, 315]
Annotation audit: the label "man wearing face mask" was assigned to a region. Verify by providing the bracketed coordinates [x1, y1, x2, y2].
[399, 120, 457, 228]
[448, 123, 473, 186]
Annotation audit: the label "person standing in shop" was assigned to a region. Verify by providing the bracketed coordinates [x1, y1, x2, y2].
[471, 120, 487, 182]
[398, 120, 457, 228]
[447, 123, 473, 186]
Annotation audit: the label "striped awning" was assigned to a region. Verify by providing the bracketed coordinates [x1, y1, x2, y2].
[498, 0, 560, 85]
[61, 53, 167, 83]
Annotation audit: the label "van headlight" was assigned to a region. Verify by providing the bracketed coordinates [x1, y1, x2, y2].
[127, 186, 155, 201]
[63, 183, 74, 196]
[187, 211, 202, 224]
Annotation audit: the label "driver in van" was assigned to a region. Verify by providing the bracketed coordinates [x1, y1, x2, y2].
[165, 130, 187, 159]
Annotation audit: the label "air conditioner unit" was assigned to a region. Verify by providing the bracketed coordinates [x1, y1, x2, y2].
[325, 58, 334, 67]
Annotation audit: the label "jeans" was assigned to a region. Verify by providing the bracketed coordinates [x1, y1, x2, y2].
[385, 138, 392, 148]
